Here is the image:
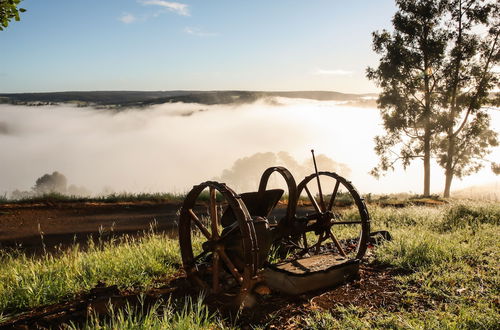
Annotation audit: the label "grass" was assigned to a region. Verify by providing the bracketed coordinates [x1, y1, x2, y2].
[0, 231, 182, 314]
[304, 200, 500, 329]
[0, 200, 499, 328]
[0, 192, 186, 205]
[73, 296, 231, 330]
[1, 191, 448, 207]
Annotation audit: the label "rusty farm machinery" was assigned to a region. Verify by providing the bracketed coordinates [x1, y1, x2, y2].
[178, 150, 371, 305]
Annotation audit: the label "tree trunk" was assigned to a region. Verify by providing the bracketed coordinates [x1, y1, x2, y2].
[423, 130, 431, 197]
[443, 0, 461, 199]
[444, 168, 454, 198]
[443, 135, 456, 198]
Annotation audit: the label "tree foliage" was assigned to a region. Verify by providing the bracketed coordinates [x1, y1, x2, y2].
[0, 0, 25, 31]
[435, 0, 499, 197]
[367, 0, 449, 195]
[33, 171, 68, 195]
[368, 0, 499, 197]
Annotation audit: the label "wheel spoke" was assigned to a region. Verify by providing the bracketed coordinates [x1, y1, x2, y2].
[218, 249, 243, 284]
[328, 229, 347, 257]
[331, 221, 363, 225]
[188, 209, 211, 239]
[193, 250, 209, 263]
[327, 180, 340, 211]
[314, 175, 326, 211]
[212, 251, 220, 292]
[209, 187, 219, 239]
[304, 185, 321, 214]
[314, 232, 325, 254]
[285, 239, 303, 250]
[219, 222, 239, 241]
[302, 232, 308, 249]
[311, 150, 326, 211]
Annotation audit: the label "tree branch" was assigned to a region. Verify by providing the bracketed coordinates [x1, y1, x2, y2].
[453, 30, 500, 136]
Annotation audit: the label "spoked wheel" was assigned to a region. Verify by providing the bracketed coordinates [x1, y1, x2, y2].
[178, 181, 258, 298]
[291, 172, 370, 261]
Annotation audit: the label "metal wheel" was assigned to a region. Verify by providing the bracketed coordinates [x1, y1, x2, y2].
[178, 181, 258, 296]
[292, 172, 370, 260]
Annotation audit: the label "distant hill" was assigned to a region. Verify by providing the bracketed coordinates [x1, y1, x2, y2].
[0, 90, 378, 107]
[452, 181, 500, 201]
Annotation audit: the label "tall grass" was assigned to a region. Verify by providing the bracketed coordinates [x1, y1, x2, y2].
[304, 200, 500, 329]
[0, 192, 186, 204]
[0, 233, 181, 313]
[73, 296, 231, 330]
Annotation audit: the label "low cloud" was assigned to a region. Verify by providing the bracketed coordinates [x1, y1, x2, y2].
[140, 0, 190, 16]
[313, 69, 353, 76]
[119, 13, 137, 24]
[184, 27, 218, 37]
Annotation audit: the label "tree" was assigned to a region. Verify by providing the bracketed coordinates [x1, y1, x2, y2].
[435, 0, 499, 197]
[33, 171, 68, 195]
[367, 0, 448, 196]
[0, 0, 25, 31]
[367, 0, 499, 197]
[217, 152, 350, 192]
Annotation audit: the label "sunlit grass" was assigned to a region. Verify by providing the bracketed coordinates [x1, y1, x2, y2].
[301, 200, 500, 329]
[0, 200, 498, 328]
[0, 192, 186, 204]
[72, 296, 231, 330]
[0, 233, 182, 314]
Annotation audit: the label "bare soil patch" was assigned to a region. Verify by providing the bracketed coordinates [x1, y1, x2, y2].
[0, 201, 183, 254]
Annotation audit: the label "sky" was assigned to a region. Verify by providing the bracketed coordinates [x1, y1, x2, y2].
[0, 0, 397, 93]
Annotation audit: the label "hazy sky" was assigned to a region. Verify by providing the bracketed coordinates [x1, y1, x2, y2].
[0, 0, 396, 93]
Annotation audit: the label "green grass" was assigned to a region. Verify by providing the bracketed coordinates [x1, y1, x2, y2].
[302, 200, 500, 329]
[0, 232, 182, 314]
[0, 192, 186, 205]
[0, 200, 499, 328]
[73, 296, 231, 330]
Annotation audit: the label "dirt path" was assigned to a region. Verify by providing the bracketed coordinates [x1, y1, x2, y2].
[0, 201, 183, 253]
[0, 201, 302, 254]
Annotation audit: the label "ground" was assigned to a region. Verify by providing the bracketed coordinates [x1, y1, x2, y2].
[0, 200, 388, 328]
[0, 201, 181, 254]
[0, 199, 497, 329]
[1, 263, 399, 329]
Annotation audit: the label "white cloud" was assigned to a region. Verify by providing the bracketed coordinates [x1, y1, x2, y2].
[184, 27, 218, 37]
[313, 69, 354, 76]
[140, 0, 190, 16]
[119, 13, 137, 24]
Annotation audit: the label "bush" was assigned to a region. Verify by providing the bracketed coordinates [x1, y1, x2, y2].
[33, 171, 68, 195]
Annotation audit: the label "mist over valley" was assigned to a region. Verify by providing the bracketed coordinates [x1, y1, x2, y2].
[1, 94, 498, 198]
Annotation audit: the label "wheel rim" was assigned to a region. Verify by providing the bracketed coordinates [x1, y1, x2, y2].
[290, 172, 370, 261]
[178, 181, 257, 294]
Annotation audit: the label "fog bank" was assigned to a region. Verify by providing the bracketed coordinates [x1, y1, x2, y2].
[0, 99, 498, 196]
